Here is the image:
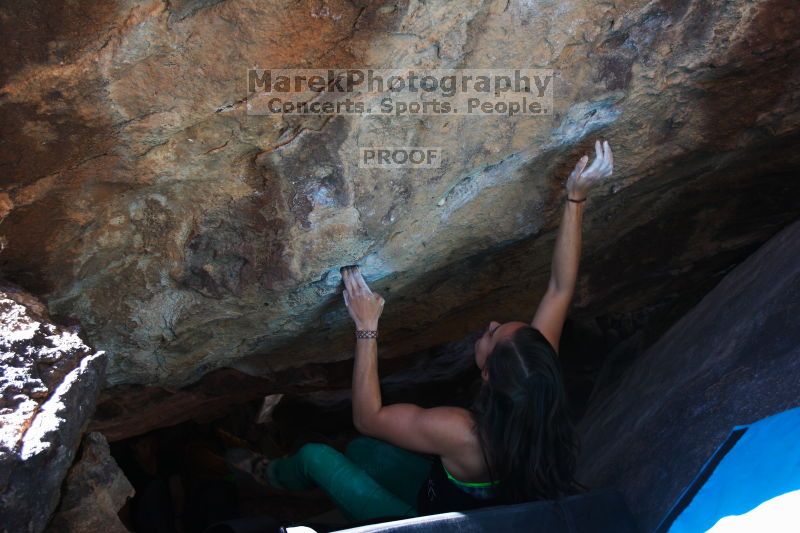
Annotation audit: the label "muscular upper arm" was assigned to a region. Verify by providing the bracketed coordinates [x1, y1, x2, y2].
[531, 283, 571, 355]
[355, 403, 470, 456]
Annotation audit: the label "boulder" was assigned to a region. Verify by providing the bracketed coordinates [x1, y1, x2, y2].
[577, 218, 800, 530]
[45, 432, 134, 533]
[0, 286, 106, 533]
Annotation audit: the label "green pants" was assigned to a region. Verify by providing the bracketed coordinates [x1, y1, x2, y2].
[266, 436, 434, 522]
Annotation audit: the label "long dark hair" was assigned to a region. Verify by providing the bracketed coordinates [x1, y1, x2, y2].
[469, 326, 582, 503]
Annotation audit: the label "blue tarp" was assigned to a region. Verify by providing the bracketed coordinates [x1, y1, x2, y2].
[665, 406, 800, 532]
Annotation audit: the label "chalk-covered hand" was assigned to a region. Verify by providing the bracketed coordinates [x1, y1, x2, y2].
[565, 139, 614, 201]
[341, 266, 384, 331]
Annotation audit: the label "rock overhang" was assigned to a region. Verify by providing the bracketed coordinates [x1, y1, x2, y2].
[0, 0, 797, 405]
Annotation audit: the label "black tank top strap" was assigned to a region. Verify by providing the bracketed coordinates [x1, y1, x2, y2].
[416, 455, 504, 516]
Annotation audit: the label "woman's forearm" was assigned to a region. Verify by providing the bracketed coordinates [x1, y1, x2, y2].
[552, 140, 611, 296]
[351, 337, 382, 431]
[339, 266, 388, 432]
[549, 201, 585, 295]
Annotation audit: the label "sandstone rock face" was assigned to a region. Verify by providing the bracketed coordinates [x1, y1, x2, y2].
[45, 432, 134, 533]
[577, 219, 800, 531]
[1, 0, 799, 432]
[0, 286, 106, 533]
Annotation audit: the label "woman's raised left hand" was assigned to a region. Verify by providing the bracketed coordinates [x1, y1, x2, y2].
[341, 266, 384, 331]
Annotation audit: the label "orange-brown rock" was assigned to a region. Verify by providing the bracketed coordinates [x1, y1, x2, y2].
[1, 0, 799, 436]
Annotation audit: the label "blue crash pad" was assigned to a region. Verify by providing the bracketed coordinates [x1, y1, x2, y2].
[662, 405, 800, 532]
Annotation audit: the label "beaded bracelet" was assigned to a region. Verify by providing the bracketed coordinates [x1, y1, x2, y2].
[356, 330, 378, 339]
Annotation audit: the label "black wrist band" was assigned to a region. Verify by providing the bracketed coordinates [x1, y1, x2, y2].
[567, 196, 587, 203]
[356, 330, 378, 339]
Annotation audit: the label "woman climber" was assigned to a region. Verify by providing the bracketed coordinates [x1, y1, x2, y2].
[227, 140, 615, 524]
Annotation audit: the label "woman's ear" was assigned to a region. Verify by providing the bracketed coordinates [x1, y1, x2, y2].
[481, 365, 489, 381]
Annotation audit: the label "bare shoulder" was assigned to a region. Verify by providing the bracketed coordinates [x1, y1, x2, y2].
[406, 406, 487, 481]
[437, 407, 490, 481]
[428, 406, 479, 451]
[360, 403, 476, 456]
[426, 405, 473, 432]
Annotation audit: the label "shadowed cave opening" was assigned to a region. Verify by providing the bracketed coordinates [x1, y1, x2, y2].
[107, 295, 704, 531]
